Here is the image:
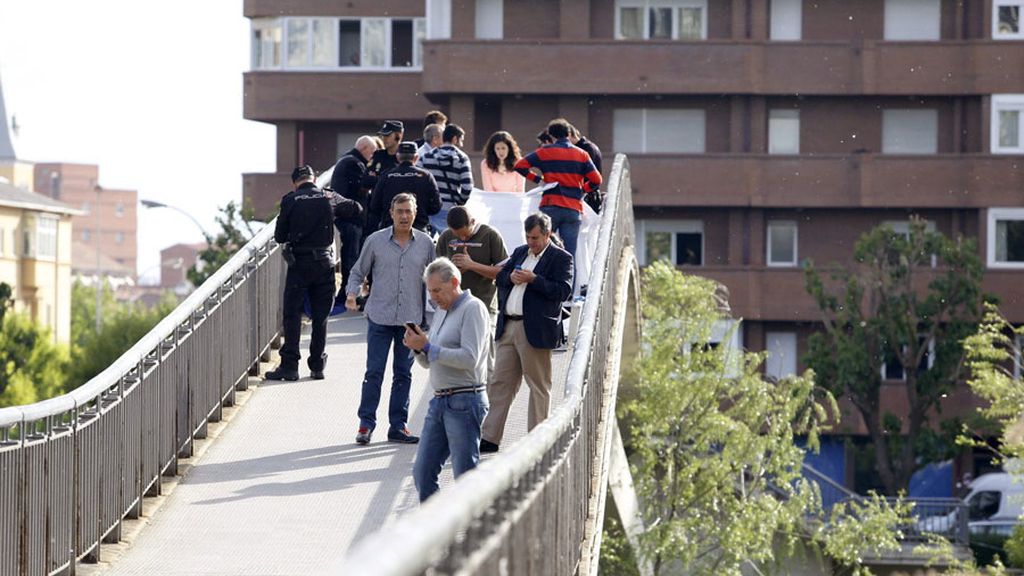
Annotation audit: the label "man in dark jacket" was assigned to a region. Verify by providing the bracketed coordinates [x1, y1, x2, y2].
[364, 120, 404, 189]
[330, 135, 378, 300]
[265, 165, 362, 381]
[367, 141, 441, 233]
[479, 212, 573, 453]
[568, 122, 603, 175]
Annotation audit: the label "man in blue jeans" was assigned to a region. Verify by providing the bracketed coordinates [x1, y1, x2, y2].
[346, 193, 434, 445]
[404, 257, 490, 502]
[514, 118, 602, 265]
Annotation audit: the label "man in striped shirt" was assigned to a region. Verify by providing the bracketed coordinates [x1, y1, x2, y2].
[513, 119, 602, 263]
[420, 124, 473, 235]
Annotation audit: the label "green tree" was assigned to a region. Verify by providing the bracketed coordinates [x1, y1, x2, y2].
[188, 200, 260, 287]
[618, 261, 907, 575]
[0, 313, 69, 407]
[805, 219, 985, 494]
[0, 281, 13, 324]
[67, 283, 177, 389]
[963, 305, 1024, 569]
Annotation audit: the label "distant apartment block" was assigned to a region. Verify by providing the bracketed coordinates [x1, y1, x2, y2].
[160, 242, 206, 290]
[34, 163, 138, 276]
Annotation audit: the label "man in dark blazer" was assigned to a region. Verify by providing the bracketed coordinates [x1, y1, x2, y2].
[479, 212, 573, 453]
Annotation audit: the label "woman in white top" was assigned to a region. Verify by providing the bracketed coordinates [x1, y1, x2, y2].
[480, 131, 526, 193]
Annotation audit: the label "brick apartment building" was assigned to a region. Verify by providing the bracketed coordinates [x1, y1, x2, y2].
[242, 0, 1024, 488]
[34, 163, 138, 275]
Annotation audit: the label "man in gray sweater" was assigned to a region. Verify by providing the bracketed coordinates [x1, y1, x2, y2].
[404, 257, 490, 502]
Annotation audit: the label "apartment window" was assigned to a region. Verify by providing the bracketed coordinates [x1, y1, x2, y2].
[616, 0, 708, 40]
[987, 208, 1024, 268]
[286, 18, 336, 68]
[994, 1, 1023, 39]
[81, 202, 90, 214]
[115, 202, 125, 218]
[476, 0, 503, 39]
[992, 95, 1024, 154]
[82, 229, 90, 242]
[770, 0, 802, 40]
[35, 216, 58, 260]
[1013, 334, 1022, 380]
[882, 109, 938, 154]
[882, 219, 936, 238]
[49, 171, 61, 198]
[639, 220, 703, 266]
[614, 109, 705, 153]
[768, 109, 800, 154]
[426, 0, 452, 39]
[115, 231, 125, 245]
[252, 18, 282, 68]
[882, 337, 934, 381]
[253, 17, 425, 70]
[0, 227, 4, 255]
[765, 331, 798, 380]
[767, 221, 798, 266]
[884, 0, 941, 40]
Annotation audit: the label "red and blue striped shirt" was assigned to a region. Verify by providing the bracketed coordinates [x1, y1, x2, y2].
[514, 139, 602, 213]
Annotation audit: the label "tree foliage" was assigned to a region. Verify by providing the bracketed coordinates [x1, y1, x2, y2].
[188, 200, 259, 287]
[67, 282, 177, 389]
[618, 261, 907, 575]
[805, 218, 985, 494]
[0, 313, 69, 407]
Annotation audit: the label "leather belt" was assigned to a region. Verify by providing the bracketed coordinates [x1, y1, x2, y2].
[434, 385, 486, 397]
[505, 315, 524, 321]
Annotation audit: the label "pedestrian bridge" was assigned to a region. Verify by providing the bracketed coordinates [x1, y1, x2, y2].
[0, 155, 642, 576]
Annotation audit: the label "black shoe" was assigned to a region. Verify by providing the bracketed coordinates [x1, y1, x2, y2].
[309, 354, 326, 380]
[387, 427, 420, 444]
[480, 439, 499, 453]
[264, 366, 299, 381]
[310, 370, 325, 380]
[356, 427, 373, 445]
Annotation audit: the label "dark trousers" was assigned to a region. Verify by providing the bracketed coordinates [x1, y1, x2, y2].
[336, 221, 363, 301]
[280, 259, 335, 372]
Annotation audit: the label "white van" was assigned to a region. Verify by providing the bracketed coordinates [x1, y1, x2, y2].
[917, 471, 1024, 536]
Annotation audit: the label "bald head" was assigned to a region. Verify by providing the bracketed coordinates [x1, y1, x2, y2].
[355, 135, 378, 162]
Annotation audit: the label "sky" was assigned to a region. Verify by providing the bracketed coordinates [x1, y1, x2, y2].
[0, 0, 275, 284]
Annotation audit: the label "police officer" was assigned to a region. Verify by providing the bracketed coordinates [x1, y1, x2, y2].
[366, 141, 442, 234]
[265, 165, 362, 381]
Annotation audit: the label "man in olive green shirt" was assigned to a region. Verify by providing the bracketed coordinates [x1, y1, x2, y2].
[435, 206, 509, 379]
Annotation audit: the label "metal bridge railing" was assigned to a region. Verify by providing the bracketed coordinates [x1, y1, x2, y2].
[338, 154, 638, 575]
[0, 211, 284, 576]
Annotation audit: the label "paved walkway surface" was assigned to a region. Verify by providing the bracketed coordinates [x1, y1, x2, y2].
[91, 312, 570, 576]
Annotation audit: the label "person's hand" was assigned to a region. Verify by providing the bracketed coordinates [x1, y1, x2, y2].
[511, 269, 535, 285]
[404, 327, 428, 351]
[451, 248, 475, 271]
[345, 294, 358, 311]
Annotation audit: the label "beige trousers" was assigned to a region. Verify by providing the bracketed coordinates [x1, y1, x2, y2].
[481, 319, 552, 444]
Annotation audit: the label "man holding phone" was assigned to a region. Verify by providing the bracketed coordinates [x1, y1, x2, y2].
[434, 206, 508, 379]
[346, 193, 434, 445]
[404, 257, 490, 502]
[479, 212, 573, 453]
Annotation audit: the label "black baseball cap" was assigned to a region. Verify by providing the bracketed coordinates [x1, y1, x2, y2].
[291, 165, 315, 182]
[378, 120, 405, 135]
[397, 141, 418, 155]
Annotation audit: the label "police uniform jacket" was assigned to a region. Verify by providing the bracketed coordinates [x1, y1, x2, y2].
[330, 147, 370, 226]
[362, 148, 399, 190]
[366, 162, 442, 233]
[275, 182, 362, 261]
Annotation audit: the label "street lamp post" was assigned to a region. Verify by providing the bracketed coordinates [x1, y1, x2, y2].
[140, 199, 207, 239]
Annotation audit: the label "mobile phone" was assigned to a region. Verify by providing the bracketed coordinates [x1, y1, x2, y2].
[514, 264, 523, 270]
[404, 322, 420, 333]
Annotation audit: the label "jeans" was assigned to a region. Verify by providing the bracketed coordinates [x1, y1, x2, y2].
[336, 221, 363, 300]
[413, 391, 489, 502]
[540, 205, 581, 260]
[280, 259, 336, 372]
[540, 205, 581, 292]
[358, 319, 414, 431]
[428, 206, 450, 238]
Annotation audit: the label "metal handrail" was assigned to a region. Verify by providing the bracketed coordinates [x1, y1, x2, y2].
[0, 221, 277, 430]
[1, 186, 288, 574]
[338, 154, 636, 574]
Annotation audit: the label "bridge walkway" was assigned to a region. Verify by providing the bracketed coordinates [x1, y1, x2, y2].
[86, 312, 570, 576]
